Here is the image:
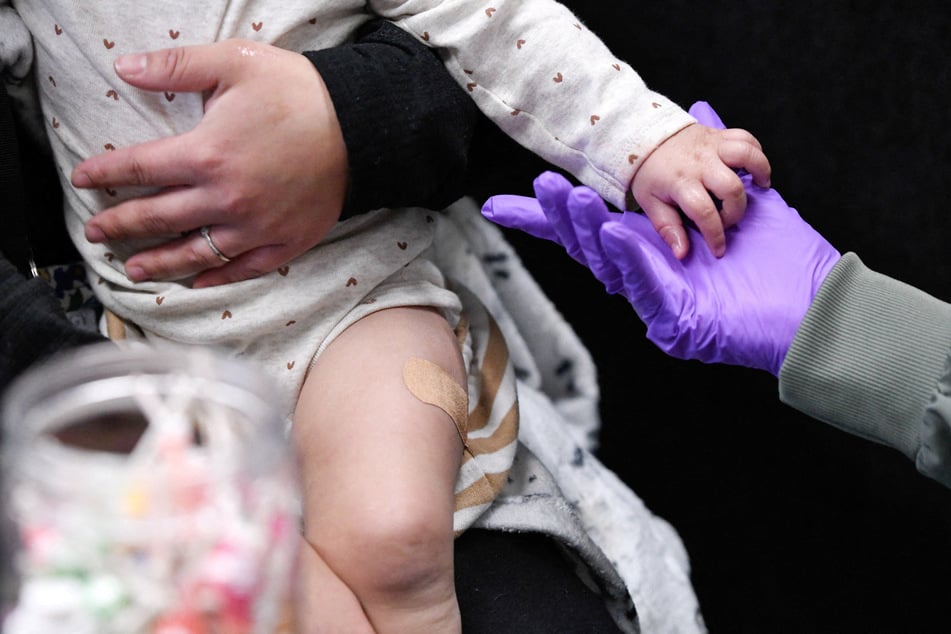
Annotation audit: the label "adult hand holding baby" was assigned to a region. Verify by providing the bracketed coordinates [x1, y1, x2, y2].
[72, 39, 347, 288]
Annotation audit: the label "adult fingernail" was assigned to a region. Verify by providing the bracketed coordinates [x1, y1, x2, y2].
[114, 53, 147, 76]
[125, 265, 149, 282]
[85, 225, 105, 243]
[72, 170, 92, 188]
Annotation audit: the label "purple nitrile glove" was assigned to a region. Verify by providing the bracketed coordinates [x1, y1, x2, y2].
[481, 101, 841, 375]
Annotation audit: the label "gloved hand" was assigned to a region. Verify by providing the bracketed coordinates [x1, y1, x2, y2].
[481, 101, 841, 376]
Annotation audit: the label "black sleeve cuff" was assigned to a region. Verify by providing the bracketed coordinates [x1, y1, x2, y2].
[304, 19, 480, 218]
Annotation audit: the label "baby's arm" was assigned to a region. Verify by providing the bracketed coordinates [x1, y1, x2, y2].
[372, 0, 686, 208]
[371, 0, 770, 257]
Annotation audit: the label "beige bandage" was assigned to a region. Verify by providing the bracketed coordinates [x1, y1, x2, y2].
[402, 357, 469, 445]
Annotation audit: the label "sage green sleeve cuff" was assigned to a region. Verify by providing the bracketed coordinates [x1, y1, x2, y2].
[779, 253, 951, 471]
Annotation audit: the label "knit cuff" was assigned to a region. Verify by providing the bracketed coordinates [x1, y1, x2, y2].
[780, 252, 951, 460]
[304, 20, 479, 219]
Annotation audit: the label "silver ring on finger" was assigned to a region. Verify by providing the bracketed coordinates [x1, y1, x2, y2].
[200, 225, 232, 263]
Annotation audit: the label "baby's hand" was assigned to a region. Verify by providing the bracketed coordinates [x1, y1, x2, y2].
[631, 121, 771, 258]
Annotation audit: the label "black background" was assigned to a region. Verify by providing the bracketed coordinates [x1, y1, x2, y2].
[466, 2, 951, 632]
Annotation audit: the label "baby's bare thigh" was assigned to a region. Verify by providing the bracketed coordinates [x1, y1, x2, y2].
[294, 306, 466, 527]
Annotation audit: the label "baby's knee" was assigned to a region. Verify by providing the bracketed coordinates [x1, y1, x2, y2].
[329, 502, 455, 601]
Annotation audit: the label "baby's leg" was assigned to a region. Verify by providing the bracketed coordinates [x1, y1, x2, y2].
[293, 306, 466, 633]
[293, 535, 375, 633]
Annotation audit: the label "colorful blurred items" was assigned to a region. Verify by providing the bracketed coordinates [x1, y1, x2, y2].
[0, 343, 299, 634]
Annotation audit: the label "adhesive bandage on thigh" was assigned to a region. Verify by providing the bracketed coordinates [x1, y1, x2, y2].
[402, 357, 469, 445]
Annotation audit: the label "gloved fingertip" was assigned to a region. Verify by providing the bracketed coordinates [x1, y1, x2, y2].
[533, 172, 575, 236]
[568, 185, 608, 208]
[687, 100, 727, 130]
[481, 194, 531, 217]
[533, 171, 574, 201]
[481, 194, 559, 241]
[480, 198, 495, 218]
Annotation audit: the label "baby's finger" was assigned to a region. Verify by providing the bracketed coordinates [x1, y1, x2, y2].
[670, 183, 725, 258]
[703, 168, 747, 228]
[718, 138, 772, 188]
[720, 127, 763, 151]
[638, 197, 689, 260]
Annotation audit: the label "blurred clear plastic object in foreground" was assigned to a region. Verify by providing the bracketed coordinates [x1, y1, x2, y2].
[1, 343, 299, 634]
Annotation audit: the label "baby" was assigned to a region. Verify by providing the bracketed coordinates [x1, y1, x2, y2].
[5, 1, 769, 632]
